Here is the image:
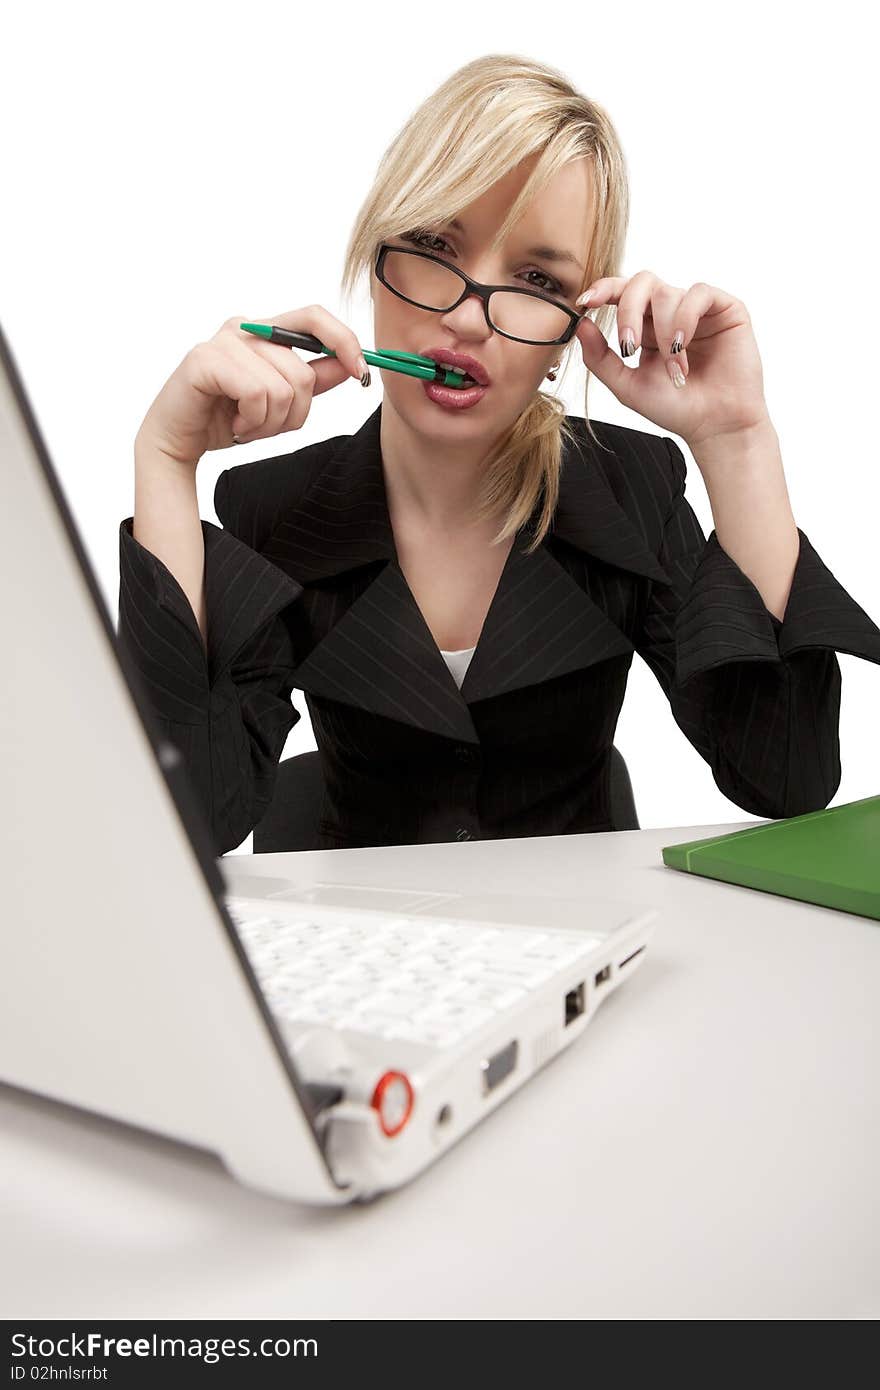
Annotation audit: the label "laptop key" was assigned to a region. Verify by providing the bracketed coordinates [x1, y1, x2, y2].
[231, 901, 604, 1045]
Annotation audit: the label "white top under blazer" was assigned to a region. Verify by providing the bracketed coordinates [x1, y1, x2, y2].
[439, 646, 476, 689]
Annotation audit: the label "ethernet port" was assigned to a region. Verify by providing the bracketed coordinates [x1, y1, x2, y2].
[565, 982, 586, 1026]
[594, 965, 611, 987]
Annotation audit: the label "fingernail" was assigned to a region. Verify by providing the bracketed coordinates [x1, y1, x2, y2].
[576, 290, 594, 307]
[357, 355, 371, 387]
[620, 328, 636, 358]
[670, 331, 684, 355]
[670, 365, 686, 388]
[232, 434, 242, 444]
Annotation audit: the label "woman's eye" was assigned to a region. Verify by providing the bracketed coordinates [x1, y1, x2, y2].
[404, 230, 448, 253]
[524, 268, 563, 295]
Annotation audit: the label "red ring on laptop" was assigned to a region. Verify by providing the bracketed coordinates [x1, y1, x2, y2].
[370, 1071, 414, 1137]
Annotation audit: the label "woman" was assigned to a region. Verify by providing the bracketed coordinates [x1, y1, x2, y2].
[118, 53, 880, 855]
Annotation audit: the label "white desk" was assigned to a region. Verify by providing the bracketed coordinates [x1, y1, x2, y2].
[2, 822, 878, 1320]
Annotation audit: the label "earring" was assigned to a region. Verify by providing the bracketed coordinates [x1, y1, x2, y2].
[546, 362, 560, 381]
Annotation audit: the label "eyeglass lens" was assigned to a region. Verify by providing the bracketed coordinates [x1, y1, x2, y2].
[382, 249, 571, 344]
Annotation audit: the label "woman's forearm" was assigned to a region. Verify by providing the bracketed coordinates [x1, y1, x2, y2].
[133, 436, 208, 650]
[689, 418, 800, 624]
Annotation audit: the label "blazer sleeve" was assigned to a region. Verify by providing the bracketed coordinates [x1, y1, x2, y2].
[116, 467, 305, 855]
[633, 436, 880, 819]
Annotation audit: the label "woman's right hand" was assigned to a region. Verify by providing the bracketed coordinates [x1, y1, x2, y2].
[135, 308, 370, 466]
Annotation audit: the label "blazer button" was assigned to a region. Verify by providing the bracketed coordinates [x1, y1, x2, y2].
[455, 827, 474, 841]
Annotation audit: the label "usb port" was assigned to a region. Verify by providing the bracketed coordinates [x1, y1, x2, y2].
[482, 1040, 518, 1094]
[565, 983, 586, 1026]
[594, 965, 611, 986]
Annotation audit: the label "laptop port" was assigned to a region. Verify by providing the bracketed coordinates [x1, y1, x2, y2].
[481, 1040, 518, 1095]
[594, 965, 612, 986]
[565, 982, 586, 1026]
[618, 946, 645, 969]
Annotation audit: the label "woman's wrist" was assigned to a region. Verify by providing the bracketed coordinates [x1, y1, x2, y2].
[134, 428, 201, 477]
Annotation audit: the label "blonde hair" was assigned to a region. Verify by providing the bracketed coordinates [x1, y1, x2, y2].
[340, 53, 629, 552]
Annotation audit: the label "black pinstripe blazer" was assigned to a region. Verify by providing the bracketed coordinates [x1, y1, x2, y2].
[117, 404, 880, 855]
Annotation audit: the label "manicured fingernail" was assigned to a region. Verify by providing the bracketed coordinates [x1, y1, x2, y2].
[670, 331, 684, 355]
[232, 434, 242, 444]
[670, 364, 686, 388]
[620, 328, 636, 358]
[576, 290, 594, 307]
[357, 355, 371, 387]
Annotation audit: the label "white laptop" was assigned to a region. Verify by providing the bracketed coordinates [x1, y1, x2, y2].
[0, 319, 658, 1205]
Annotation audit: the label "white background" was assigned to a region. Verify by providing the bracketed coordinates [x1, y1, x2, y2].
[2, 1, 877, 853]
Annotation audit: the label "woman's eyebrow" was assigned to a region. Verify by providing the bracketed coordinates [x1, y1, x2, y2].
[445, 216, 584, 272]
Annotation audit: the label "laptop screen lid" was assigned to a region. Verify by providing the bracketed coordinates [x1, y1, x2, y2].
[0, 319, 348, 1204]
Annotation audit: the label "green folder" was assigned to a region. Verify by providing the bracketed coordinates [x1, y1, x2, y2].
[661, 795, 880, 921]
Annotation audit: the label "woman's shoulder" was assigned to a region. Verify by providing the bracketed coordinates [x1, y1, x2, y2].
[213, 430, 347, 553]
[563, 413, 684, 507]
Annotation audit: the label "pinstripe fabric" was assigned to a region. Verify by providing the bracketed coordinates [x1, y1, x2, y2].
[117, 404, 880, 854]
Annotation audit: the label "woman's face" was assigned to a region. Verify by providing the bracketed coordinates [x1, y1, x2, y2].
[370, 153, 594, 445]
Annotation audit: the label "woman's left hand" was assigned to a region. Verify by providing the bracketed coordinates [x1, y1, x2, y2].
[574, 271, 772, 451]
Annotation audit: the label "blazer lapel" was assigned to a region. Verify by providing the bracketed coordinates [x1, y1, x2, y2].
[257, 404, 671, 740]
[462, 424, 672, 703]
[290, 560, 481, 742]
[460, 541, 637, 704]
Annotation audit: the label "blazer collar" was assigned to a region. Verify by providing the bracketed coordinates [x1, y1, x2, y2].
[261, 403, 670, 585]
[259, 404, 670, 744]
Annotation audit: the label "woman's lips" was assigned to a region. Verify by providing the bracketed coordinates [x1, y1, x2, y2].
[421, 378, 489, 410]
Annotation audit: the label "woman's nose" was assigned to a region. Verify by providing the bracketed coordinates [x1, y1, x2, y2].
[440, 291, 492, 338]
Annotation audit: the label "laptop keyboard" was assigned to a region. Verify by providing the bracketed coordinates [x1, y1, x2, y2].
[225, 898, 601, 1048]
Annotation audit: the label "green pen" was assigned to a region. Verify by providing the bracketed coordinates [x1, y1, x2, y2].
[239, 323, 471, 388]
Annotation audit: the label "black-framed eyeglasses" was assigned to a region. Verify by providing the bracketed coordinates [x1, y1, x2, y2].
[374, 242, 586, 347]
